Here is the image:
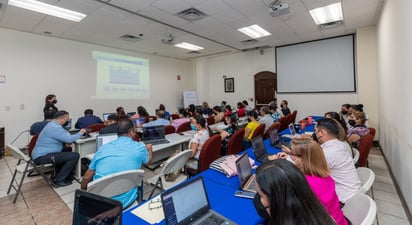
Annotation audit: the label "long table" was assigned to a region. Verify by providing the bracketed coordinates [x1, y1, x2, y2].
[73, 133, 191, 178]
[122, 138, 282, 225]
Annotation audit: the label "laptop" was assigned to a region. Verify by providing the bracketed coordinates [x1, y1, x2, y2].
[142, 125, 170, 145]
[161, 176, 237, 225]
[251, 135, 271, 163]
[235, 153, 257, 193]
[64, 118, 72, 130]
[268, 129, 291, 149]
[96, 133, 118, 151]
[127, 112, 136, 117]
[72, 189, 122, 225]
[288, 123, 297, 136]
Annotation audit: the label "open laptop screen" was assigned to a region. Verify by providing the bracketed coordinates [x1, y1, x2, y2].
[72, 189, 122, 225]
[103, 113, 114, 121]
[288, 123, 296, 136]
[235, 153, 253, 188]
[96, 133, 118, 151]
[268, 128, 280, 146]
[142, 125, 165, 141]
[161, 176, 210, 225]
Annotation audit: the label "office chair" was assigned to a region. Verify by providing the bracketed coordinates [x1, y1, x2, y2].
[226, 128, 245, 155]
[264, 122, 281, 139]
[358, 134, 374, 167]
[342, 193, 377, 225]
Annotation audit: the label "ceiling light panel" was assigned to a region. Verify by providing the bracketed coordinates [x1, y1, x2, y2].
[174, 42, 204, 51]
[309, 2, 343, 25]
[238, 24, 271, 39]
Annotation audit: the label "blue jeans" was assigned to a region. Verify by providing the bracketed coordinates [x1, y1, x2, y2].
[34, 152, 79, 183]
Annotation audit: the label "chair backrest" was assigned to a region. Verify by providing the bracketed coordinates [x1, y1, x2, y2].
[87, 123, 106, 132]
[159, 150, 192, 176]
[264, 122, 281, 139]
[28, 134, 40, 157]
[278, 116, 289, 131]
[352, 148, 360, 164]
[87, 169, 144, 198]
[251, 124, 265, 139]
[368, 127, 376, 138]
[164, 125, 176, 135]
[7, 144, 31, 162]
[198, 135, 222, 172]
[358, 134, 374, 167]
[176, 121, 191, 133]
[342, 193, 377, 225]
[357, 167, 376, 194]
[170, 114, 179, 120]
[285, 113, 293, 126]
[206, 117, 215, 126]
[290, 110, 298, 124]
[227, 128, 245, 155]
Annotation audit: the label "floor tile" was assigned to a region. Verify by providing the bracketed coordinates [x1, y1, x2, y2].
[378, 212, 410, 225]
[376, 199, 408, 219]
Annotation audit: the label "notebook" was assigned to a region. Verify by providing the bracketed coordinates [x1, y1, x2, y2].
[235, 153, 257, 193]
[251, 135, 271, 163]
[142, 125, 170, 145]
[161, 176, 237, 225]
[96, 133, 118, 151]
[72, 189, 122, 225]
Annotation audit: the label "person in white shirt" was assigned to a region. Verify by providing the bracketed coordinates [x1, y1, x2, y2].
[315, 118, 361, 203]
[258, 106, 273, 133]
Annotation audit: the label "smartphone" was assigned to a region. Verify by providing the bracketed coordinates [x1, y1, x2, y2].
[234, 190, 255, 199]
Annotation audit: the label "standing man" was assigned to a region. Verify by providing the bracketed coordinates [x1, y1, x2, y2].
[32, 110, 86, 187]
[81, 120, 153, 207]
[315, 118, 361, 203]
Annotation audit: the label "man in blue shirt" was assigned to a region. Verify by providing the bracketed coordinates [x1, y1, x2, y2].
[32, 110, 87, 187]
[81, 120, 153, 208]
[74, 109, 103, 129]
[143, 110, 170, 127]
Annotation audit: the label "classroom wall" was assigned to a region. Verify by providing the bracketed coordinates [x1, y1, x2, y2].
[377, 0, 412, 212]
[0, 28, 194, 146]
[198, 30, 378, 123]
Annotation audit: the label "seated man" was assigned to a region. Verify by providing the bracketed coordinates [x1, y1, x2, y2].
[75, 109, 103, 129]
[99, 114, 119, 134]
[143, 110, 170, 127]
[258, 106, 273, 133]
[30, 108, 56, 135]
[315, 118, 361, 203]
[32, 110, 86, 187]
[81, 120, 153, 208]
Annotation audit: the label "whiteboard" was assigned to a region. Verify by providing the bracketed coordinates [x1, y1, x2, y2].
[183, 91, 197, 107]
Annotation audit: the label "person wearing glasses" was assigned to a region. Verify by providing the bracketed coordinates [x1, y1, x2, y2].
[277, 138, 348, 225]
[254, 159, 337, 225]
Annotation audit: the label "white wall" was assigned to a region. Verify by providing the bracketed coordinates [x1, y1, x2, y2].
[377, 0, 412, 211]
[0, 28, 194, 146]
[199, 34, 377, 122]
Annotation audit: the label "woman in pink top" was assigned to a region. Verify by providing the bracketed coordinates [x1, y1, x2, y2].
[281, 138, 348, 225]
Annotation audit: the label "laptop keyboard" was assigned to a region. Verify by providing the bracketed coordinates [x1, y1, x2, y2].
[199, 214, 225, 225]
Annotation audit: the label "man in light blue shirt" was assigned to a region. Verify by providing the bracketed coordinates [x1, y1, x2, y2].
[143, 110, 170, 127]
[32, 110, 86, 187]
[81, 120, 153, 208]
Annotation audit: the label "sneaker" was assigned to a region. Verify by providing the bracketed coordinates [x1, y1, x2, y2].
[52, 180, 72, 188]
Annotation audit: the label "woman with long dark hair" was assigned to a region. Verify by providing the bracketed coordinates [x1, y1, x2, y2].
[254, 159, 337, 225]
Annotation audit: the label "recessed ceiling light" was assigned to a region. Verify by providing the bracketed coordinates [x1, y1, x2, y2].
[8, 0, 86, 22]
[309, 2, 343, 25]
[238, 25, 271, 39]
[174, 42, 204, 51]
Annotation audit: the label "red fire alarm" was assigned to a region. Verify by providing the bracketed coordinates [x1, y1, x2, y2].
[177, 75, 181, 80]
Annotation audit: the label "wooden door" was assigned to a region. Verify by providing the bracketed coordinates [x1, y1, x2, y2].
[254, 71, 276, 106]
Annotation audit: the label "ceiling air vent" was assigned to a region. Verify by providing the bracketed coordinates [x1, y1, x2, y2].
[120, 34, 142, 42]
[241, 39, 259, 45]
[187, 51, 201, 54]
[177, 8, 207, 22]
[319, 21, 343, 30]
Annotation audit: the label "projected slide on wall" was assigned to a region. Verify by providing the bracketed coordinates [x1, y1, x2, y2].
[92, 51, 150, 99]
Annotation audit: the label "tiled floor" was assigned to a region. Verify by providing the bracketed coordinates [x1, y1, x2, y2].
[0, 146, 410, 225]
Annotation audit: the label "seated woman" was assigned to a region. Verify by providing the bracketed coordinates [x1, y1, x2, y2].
[171, 109, 190, 130]
[325, 111, 348, 133]
[254, 159, 337, 225]
[242, 110, 259, 149]
[131, 106, 149, 127]
[236, 102, 246, 117]
[213, 114, 237, 154]
[347, 111, 370, 148]
[158, 104, 170, 120]
[116, 106, 129, 120]
[272, 138, 348, 225]
[268, 102, 281, 122]
[224, 105, 233, 117]
[185, 116, 210, 170]
[212, 106, 225, 123]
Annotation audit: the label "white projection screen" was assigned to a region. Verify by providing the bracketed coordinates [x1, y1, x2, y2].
[276, 35, 355, 93]
[92, 51, 150, 99]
